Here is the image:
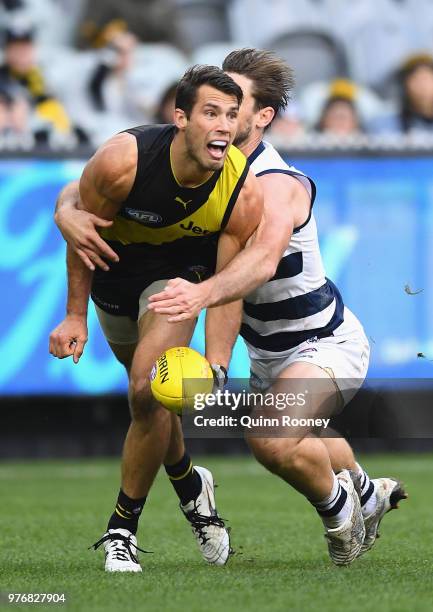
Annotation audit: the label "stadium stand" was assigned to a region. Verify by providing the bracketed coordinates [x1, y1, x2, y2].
[38, 40, 189, 145]
[328, 0, 433, 92]
[227, 0, 332, 47]
[1, 0, 433, 145]
[191, 42, 248, 69]
[0, 0, 86, 46]
[153, 81, 178, 123]
[74, 0, 179, 49]
[368, 53, 433, 135]
[0, 20, 90, 146]
[264, 29, 349, 92]
[128, 43, 189, 116]
[173, 0, 231, 52]
[298, 79, 393, 132]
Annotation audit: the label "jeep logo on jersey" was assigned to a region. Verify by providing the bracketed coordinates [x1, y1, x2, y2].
[180, 220, 210, 234]
[125, 208, 162, 224]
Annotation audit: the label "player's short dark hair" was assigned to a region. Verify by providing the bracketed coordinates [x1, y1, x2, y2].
[175, 64, 243, 118]
[222, 48, 294, 119]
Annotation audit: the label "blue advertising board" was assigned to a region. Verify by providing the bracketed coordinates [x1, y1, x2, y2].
[1, 155, 432, 394]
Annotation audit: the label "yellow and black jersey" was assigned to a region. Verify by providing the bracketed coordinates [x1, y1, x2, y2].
[91, 124, 248, 319]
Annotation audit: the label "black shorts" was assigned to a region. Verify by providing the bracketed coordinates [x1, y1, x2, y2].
[91, 261, 213, 320]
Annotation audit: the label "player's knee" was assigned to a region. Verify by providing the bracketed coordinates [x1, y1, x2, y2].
[128, 376, 155, 421]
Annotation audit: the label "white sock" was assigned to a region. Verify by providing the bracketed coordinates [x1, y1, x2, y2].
[355, 462, 377, 517]
[312, 473, 353, 530]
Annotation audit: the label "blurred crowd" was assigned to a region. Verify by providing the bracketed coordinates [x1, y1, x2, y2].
[1, 0, 433, 150]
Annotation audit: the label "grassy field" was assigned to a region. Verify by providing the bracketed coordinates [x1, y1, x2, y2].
[1, 454, 432, 612]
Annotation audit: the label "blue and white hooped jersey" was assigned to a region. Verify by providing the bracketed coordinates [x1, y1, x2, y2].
[241, 140, 345, 357]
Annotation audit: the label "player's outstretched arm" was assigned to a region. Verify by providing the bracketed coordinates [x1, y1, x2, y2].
[205, 299, 243, 370]
[55, 182, 118, 272]
[49, 133, 136, 362]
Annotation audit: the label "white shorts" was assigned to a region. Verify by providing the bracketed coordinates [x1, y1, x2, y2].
[248, 308, 370, 407]
[94, 280, 169, 345]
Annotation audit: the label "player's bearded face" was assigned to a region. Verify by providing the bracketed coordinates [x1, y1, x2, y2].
[226, 73, 258, 148]
[184, 86, 239, 171]
[233, 115, 253, 147]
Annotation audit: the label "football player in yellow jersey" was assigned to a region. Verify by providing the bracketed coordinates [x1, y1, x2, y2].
[49, 65, 263, 572]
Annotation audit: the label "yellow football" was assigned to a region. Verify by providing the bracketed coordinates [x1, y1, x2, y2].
[150, 347, 214, 413]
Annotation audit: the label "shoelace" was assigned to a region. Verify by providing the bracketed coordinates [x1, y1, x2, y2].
[184, 502, 226, 545]
[89, 532, 152, 564]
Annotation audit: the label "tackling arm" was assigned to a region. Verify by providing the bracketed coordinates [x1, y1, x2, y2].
[204, 173, 311, 304]
[204, 226, 248, 368]
[147, 169, 263, 321]
[206, 173, 311, 369]
[148, 172, 310, 323]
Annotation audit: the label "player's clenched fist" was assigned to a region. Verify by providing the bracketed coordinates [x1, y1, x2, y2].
[49, 315, 88, 364]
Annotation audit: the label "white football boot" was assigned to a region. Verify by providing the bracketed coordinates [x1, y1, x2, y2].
[324, 470, 366, 566]
[180, 466, 231, 566]
[91, 528, 145, 572]
[359, 478, 407, 557]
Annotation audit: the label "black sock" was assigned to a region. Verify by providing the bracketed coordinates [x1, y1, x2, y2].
[310, 477, 350, 529]
[165, 452, 202, 505]
[358, 466, 375, 507]
[313, 483, 348, 518]
[107, 489, 146, 535]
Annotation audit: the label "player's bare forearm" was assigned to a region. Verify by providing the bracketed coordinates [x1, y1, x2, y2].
[205, 300, 242, 368]
[201, 239, 275, 307]
[66, 244, 93, 317]
[49, 245, 92, 363]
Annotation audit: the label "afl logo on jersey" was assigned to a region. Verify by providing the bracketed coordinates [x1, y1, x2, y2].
[125, 208, 162, 224]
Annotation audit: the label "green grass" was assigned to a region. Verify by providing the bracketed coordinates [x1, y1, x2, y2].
[1, 454, 432, 612]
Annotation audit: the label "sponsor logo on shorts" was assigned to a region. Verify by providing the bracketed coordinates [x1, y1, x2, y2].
[125, 208, 163, 224]
[298, 347, 318, 354]
[92, 295, 120, 310]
